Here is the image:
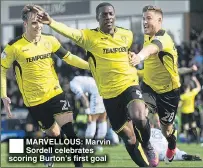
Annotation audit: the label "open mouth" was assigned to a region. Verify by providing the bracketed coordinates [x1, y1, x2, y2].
[144, 25, 149, 30]
[105, 21, 113, 26]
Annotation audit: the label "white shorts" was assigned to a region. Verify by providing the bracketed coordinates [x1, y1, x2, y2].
[90, 94, 105, 114]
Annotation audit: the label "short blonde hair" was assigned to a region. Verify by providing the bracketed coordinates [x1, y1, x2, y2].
[21, 4, 44, 21]
[142, 5, 163, 17]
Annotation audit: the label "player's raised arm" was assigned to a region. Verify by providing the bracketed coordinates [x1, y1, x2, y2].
[50, 36, 89, 70]
[33, 6, 85, 46]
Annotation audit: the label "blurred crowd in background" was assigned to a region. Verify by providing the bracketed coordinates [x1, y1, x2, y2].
[1, 29, 203, 143]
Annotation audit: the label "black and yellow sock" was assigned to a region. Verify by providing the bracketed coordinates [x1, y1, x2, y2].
[166, 129, 177, 150]
[61, 122, 83, 167]
[133, 117, 151, 148]
[118, 131, 149, 167]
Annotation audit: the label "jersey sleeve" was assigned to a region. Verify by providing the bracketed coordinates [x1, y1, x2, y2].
[50, 20, 92, 51]
[50, 36, 71, 59]
[1, 44, 17, 69]
[151, 36, 166, 52]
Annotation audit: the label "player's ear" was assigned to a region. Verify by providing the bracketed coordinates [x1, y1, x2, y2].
[23, 21, 27, 27]
[158, 17, 162, 23]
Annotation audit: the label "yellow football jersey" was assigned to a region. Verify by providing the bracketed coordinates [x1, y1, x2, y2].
[143, 29, 181, 93]
[1, 33, 70, 107]
[180, 88, 199, 114]
[50, 20, 139, 99]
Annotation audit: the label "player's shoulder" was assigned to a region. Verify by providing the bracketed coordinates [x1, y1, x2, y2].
[117, 27, 133, 39]
[41, 33, 55, 39]
[82, 28, 98, 32]
[7, 35, 23, 46]
[117, 26, 132, 34]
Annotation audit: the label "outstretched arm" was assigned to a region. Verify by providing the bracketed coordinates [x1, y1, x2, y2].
[34, 6, 84, 45]
[63, 53, 89, 70]
[178, 65, 198, 75]
[129, 44, 159, 66]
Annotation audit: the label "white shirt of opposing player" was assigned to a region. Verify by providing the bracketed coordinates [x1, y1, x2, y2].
[70, 76, 105, 114]
[150, 128, 186, 161]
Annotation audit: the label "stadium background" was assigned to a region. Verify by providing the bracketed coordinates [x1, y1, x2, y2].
[1, 0, 203, 148]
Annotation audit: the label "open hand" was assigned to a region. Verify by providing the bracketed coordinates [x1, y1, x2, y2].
[32, 6, 52, 25]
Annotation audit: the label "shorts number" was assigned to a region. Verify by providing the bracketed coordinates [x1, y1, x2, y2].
[60, 100, 70, 111]
[136, 90, 142, 98]
[161, 112, 174, 122]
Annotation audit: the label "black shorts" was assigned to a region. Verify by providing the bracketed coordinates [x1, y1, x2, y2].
[27, 92, 72, 130]
[181, 113, 196, 125]
[103, 85, 143, 133]
[141, 82, 180, 125]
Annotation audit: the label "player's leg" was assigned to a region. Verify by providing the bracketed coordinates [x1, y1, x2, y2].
[44, 123, 61, 167]
[103, 94, 149, 167]
[48, 92, 83, 167]
[181, 113, 190, 142]
[132, 84, 159, 167]
[94, 112, 107, 151]
[96, 112, 107, 140]
[28, 103, 61, 167]
[85, 114, 97, 139]
[157, 89, 180, 163]
[190, 113, 198, 143]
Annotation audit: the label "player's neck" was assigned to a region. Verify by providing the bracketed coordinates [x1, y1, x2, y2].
[24, 32, 41, 44]
[150, 27, 162, 37]
[100, 27, 115, 36]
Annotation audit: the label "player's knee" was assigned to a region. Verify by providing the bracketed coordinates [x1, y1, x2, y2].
[184, 123, 189, 131]
[128, 100, 146, 121]
[191, 122, 197, 128]
[161, 125, 173, 138]
[46, 130, 60, 137]
[45, 124, 61, 137]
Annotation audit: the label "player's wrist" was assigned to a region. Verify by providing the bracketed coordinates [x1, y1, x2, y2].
[48, 18, 53, 25]
[85, 108, 91, 114]
[137, 53, 145, 61]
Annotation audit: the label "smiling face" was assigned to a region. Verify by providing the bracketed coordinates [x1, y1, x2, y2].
[142, 6, 163, 36]
[96, 5, 116, 34]
[24, 12, 43, 38]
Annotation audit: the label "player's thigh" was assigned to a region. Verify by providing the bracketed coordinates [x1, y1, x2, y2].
[157, 89, 180, 125]
[28, 103, 56, 133]
[141, 82, 157, 114]
[123, 85, 146, 120]
[45, 92, 73, 127]
[103, 95, 129, 133]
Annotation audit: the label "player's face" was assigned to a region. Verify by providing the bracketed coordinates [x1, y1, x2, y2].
[143, 11, 161, 36]
[24, 13, 43, 37]
[97, 6, 115, 32]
